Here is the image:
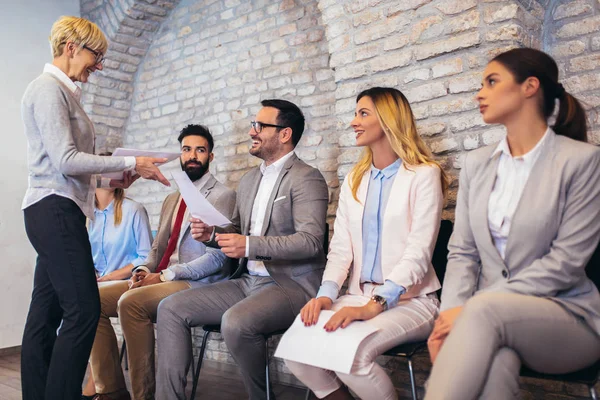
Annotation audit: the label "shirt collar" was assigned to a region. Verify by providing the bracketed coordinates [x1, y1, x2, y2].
[43, 63, 81, 101]
[491, 127, 552, 162]
[371, 158, 402, 180]
[95, 199, 115, 214]
[260, 151, 295, 175]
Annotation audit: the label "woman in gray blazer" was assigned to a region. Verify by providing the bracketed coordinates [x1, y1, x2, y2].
[20, 16, 168, 400]
[425, 48, 600, 399]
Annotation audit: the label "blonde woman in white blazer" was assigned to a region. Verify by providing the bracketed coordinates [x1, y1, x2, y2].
[285, 87, 448, 400]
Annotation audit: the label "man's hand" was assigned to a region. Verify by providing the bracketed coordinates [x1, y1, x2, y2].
[128, 270, 148, 289]
[190, 218, 214, 242]
[427, 306, 463, 363]
[300, 297, 333, 326]
[135, 157, 170, 186]
[323, 301, 384, 332]
[216, 233, 247, 258]
[109, 171, 140, 189]
[136, 272, 162, 288]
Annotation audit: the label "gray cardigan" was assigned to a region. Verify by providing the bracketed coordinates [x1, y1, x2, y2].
[21, 72, 130, 219]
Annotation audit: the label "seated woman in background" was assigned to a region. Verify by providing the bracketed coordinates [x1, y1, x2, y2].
[425, 48, 600, 400]
[83, 152, 153, 399]
[284, 87, 448, 400]
[89, 153, 153, 281]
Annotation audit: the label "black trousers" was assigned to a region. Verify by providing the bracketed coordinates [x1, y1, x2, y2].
[21, 195, 100, 400]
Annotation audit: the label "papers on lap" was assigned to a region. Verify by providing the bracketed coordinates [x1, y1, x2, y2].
[274, 310, 380, 374]
[171, 170, 231, 227]
[101, 148, 181, 179]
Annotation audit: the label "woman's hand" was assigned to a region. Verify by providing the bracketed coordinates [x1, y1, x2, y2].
[300, 297, 333, 326]
[428, 306, 463, 363]
[323, 301, 384, 332]
[135, 157, 170, 186]
[109, 171, 140, 189]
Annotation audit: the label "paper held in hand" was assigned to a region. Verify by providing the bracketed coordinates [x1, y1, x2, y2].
[274, 310, 380, 374]
[101, 148, 181, 180]
[170, 170, 231, 227]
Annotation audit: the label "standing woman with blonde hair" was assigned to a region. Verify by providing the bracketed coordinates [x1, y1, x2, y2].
[20, 16, 169, 400]
[426, 48, 600, 399]
[284, 87, 448, 400]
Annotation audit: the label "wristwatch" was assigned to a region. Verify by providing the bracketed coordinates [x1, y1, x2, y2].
[371, 295, 387, 310]
[159, 271, 166, 282]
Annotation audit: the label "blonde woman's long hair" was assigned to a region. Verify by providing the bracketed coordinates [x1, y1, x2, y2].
[349, 87, 449, 202]
[95, 152, 125, 226]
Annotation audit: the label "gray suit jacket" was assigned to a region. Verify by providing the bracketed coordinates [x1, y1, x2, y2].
[441, 130, 600, 335]
[214, 154, 329, 313]
[141, 174, 237, 286]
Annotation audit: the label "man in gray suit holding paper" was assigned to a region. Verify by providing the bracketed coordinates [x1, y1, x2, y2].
[156, 99, 329, 400]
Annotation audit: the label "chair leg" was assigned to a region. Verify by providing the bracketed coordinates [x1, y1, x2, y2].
[266, 338, 271, 400]
[304, 387, 311, 400]
[190, 331, 210, 400]
[407, 357, 418, 400]
[120, 340, 129, 371]
[590, 385, 598, 400]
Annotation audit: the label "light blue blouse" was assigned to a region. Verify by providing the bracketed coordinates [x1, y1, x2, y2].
[88, 198, 152, 277]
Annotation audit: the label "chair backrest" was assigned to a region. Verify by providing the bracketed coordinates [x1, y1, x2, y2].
[585, 240, 600, 291]
[324, 222, 330, 254]
[432, 220, 453, 297]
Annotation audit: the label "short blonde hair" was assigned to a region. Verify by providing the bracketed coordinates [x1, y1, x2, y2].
[49, 16, 108, 58]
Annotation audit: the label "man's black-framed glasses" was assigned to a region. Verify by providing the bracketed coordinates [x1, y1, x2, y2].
[251, 121, 286, 134]
[83, 45, 105, 66]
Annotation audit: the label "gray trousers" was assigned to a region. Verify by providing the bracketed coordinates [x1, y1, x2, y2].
[155, 274, 297, 400]
[425, 292, 600, 400]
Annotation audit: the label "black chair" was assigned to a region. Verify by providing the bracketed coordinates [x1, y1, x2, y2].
[518, 241, 600, 399]
[190, 224, 330, 400]
[381, 219, 453, 400]
[120, 340, 128, 370]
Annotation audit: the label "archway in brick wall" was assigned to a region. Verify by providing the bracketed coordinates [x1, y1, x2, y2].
[80, 0, 183, 151]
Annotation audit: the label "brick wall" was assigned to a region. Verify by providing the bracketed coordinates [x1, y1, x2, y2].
[80, 0, 600, 397]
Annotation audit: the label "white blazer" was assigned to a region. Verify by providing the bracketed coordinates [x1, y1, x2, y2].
[322, 163, 443, 300]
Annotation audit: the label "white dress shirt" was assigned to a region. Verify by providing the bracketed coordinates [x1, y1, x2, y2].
[488, 128, 551, 259]
[245, 151, 295, 276]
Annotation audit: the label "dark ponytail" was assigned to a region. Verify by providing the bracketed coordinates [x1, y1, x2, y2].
[492, 48, 587, 143]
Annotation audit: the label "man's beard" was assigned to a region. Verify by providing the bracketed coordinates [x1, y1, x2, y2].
[181, 158, 209, 182]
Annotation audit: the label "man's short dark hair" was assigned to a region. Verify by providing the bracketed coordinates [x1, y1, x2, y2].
[177, 124, 214, 152]
[261, 99, 305, 146]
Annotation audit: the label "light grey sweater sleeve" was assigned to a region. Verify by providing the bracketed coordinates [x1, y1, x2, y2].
[25, 76, 129, 175]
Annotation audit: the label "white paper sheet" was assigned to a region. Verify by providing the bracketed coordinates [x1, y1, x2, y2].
[170, 169, 231, 227]
[274, 310, 380, 374]
[101, 148, 181, 179]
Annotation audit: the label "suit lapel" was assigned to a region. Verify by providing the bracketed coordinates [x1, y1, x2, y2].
[474, 153, 506, 267]
[243, 168, 263, 235]
[503, 132, 555, 263]
[259, 156, 295, 236]
[160, 193, 179, 248]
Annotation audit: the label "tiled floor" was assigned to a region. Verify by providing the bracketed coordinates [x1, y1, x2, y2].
[0, 350, 309, 400]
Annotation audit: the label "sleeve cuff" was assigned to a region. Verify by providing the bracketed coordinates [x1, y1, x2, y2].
[245, 236, 249, 258]
[316, 280, 340, 302]
[162, 268, 176, 281]
[132, 265, 151, 275]
[125, 156, 136, 171]
[373, 280, 406, 309]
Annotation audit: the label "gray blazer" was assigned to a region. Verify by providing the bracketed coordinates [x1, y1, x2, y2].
[441, 130, 600, 335]
[141, 174, 237, 286]
[214, 154, 329, 313]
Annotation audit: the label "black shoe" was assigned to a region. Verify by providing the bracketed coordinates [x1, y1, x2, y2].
[81, 395, 96, 400]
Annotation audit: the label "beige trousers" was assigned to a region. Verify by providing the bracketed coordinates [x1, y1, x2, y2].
[89, 280, 190, 400]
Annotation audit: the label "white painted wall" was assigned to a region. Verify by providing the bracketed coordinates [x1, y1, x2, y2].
[0, 0, 80, 349]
